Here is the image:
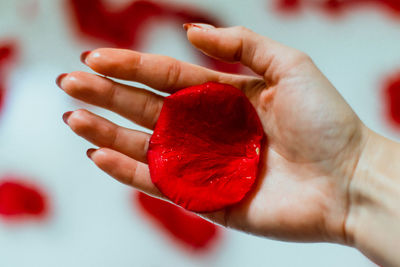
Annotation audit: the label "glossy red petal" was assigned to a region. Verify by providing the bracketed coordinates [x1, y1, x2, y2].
[148, 82, 264, 212]
[136, 192, 220, 251]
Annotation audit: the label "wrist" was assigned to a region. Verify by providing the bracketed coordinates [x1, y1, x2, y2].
[346, 129, 400, 266]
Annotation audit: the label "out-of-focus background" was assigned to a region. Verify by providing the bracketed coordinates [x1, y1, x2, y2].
[1, 0, 400, 266]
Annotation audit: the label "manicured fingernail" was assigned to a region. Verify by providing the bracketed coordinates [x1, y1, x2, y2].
[183, 23, 191, 31]
[62, 111, 72, 125]
[56, 73, 68, 89]
[86, 148, 97, 159]
[80, 50, 91, 64]
[183, 23, 215, 31]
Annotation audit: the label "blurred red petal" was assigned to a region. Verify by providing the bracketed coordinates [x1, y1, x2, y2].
[0, 42, 17, 116]
[383, 71, 400, 128]
[136, 192, 221, 252]
[66, 0, 241, 73]
[0, 176, 48, 221]
[275, 0, 400, 17]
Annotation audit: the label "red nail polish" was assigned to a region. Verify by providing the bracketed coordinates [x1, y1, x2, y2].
[183, 23, 192, 31]
[183, 23, 215, 31]
[56, 73, 68, 89]
[62, 111, 72, 125]
[191, 24, 203, 29]
[80, 50, 91, 64]
[86, 148, 96, 159]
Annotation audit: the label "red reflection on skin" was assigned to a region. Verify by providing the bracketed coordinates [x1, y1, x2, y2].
[136, 192, 221, 252]
[0, 43, 17, 116]
[0, 178, 48, 221]
[66, 0, 241, 74]
[276, 0, 400, 17]
[383, 72, 400, 128]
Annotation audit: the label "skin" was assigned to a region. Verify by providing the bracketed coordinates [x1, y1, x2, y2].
[58, 24, 400, 266]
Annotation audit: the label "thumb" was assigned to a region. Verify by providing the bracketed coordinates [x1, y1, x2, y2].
[184, 24, 303, 82]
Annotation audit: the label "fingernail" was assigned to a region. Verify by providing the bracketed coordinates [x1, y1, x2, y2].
[80, 50, 91, 64]
[62, 111, 72, 125]
[86, 148, 97, 159]
[56, 73, 68, 89]
[183, 23, 215, 31]
[183, 23, 191, 31]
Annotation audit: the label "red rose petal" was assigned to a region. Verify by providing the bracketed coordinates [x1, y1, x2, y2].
[0, 177, 48, 220]
[0, 42, 17, 116]
[66, 0, 241, 74]
[136, 192, 220, 251]
[320, 0, 400, 16]
[148, 82, 264, 212]
[383, 71, 400, 128]
[276, 0, 301, 12]
[275, 0, 400, 17]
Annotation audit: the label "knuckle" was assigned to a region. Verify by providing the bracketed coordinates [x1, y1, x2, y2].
[142, 135, 150, 158]
[290, 50, 312, 64]
[109, 125, 121, 148]
[129, 53, 143, 78]
[232, 25, 250, 35]
[106, 81, 117, 108]
[233, 39, 244, 62]
[141, 94, 162, 128]
[129, 161, 140, 186]
[164, 60, 181, 89]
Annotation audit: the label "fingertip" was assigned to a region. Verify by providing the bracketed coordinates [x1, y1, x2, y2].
[185, 24, 221, 51]
[59, 71, 85, 96]
[83, 49, 102, 69]
[85, 147, 160, 196]
[56, 73, 68, 89]
[185, 23, 217, 44]
[67, 108, 88, 122]
[82, 48, 128, 77]
[89, 147, 110, 164]
[183, 23, 191, 31]
[80, 50, 91, 65]
[62, 111, 73, 125]
[86, 148, 97, 159]
[183, 23, 215, 32]
[64, 109, 98, 133]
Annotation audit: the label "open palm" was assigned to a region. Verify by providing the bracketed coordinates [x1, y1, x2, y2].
[59, 25, 367, 244]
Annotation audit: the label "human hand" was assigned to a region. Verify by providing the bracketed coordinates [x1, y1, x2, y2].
[57, 24, 368, 245]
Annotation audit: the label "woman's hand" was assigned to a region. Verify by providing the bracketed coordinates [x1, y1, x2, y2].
[57, 25, 367, 246]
